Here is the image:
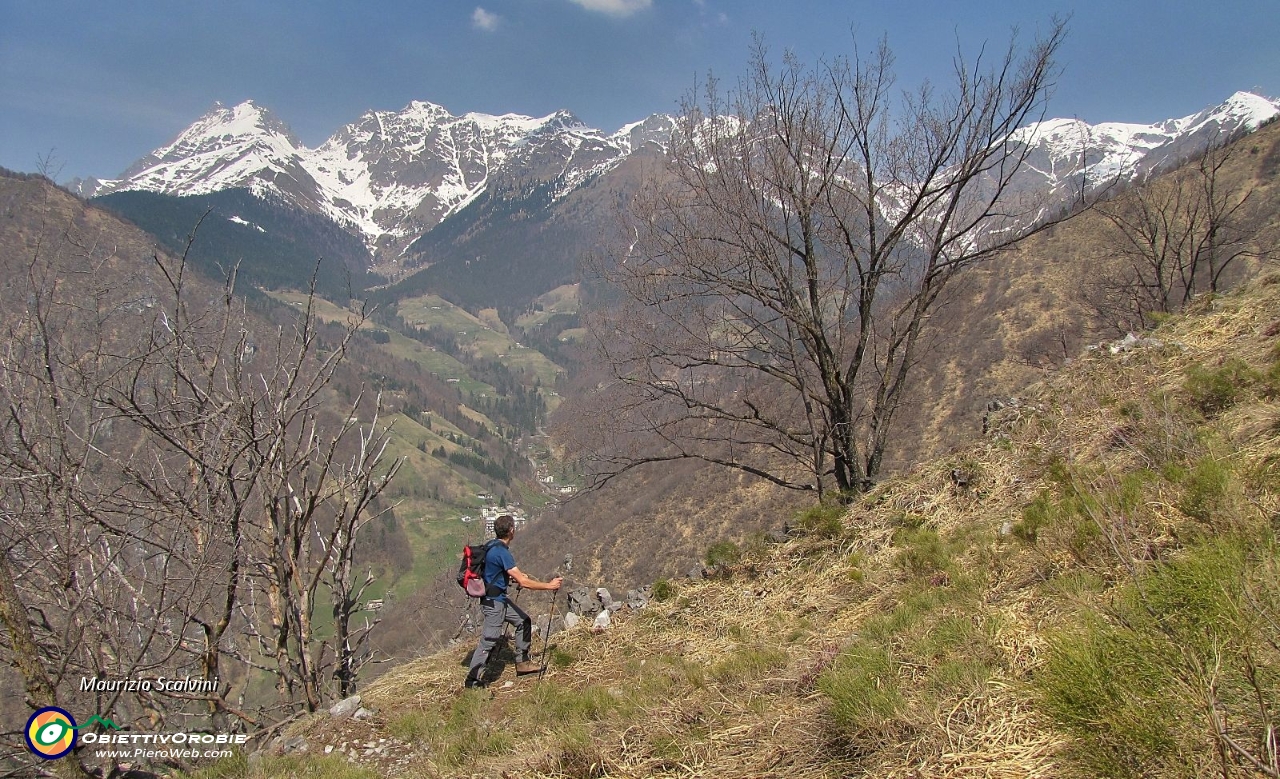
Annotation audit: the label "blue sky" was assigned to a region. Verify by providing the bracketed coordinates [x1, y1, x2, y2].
[2, 0, 1278, 182]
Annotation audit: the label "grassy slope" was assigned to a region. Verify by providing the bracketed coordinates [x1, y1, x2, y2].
[398, 293, 565, 390]
[223, 274, 1279, 777]
[516, 283, 581, 329]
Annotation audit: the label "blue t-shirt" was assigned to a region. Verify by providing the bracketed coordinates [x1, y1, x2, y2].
[482, 540, 516, 599]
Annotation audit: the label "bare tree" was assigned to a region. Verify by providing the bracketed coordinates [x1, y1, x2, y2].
[0, 217, 401, 776]
[1087, 135, 1268, 332]
[573, 22, 1068, 500]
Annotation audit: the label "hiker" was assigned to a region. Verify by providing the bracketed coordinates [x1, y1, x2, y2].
[464, 514, 562, 688]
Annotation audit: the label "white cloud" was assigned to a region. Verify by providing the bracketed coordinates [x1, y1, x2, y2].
[567, 0, 653, 18]
[472, 7, 501, 31]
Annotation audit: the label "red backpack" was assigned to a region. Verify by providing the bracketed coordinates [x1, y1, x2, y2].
[456, 539, 498, 597]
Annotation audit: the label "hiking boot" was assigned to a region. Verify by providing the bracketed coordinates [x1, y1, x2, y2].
[464, 675, 485, 689]
[515, 660, 544, 675]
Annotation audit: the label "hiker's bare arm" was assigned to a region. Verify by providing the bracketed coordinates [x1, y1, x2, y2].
[507, 566, 562, 591]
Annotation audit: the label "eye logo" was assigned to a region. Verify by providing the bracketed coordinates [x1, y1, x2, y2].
[25, 707, 77, 760]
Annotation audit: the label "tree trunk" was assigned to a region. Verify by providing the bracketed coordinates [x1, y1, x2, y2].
[0, 554, 93, 779]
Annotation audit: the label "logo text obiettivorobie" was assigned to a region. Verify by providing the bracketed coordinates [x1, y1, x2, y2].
[24, 700, 247, 762]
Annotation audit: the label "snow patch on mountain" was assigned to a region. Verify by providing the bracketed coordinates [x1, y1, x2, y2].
[227, 215, 266, 233]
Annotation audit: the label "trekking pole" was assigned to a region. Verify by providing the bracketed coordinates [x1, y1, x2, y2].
[537, 585, 558, 684]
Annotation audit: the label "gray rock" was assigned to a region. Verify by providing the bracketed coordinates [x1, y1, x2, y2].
[567, 587, 598, 616]
[329, 694, 362, 719]
[765, 530, 789, 544]
[283, 735, 308, 754]
[1109, 332, 1141, 354]
[563, 611, 581, 630]
[593, 609, 612, 630]
[354, 707, 374, 721]
[534, 613, 565, 637]
[596, 587, 614, 607]
[626, 589, 649, 610]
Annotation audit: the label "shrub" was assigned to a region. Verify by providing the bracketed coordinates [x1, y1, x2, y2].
[1013, 490, 1058, 542]
[1037, 616, 1181, 777]
[793, 503, 845, 538]
[1184, 358, 1259, 415]
[1175, 456, 1230, 523]
[948, 458, 983, 490]
[651, 578, 676, 602]
[741, 530, 771, 558]
[819, 646, 903, 732]
[705, 540, 741, 568]
[893, 526, 950, 577]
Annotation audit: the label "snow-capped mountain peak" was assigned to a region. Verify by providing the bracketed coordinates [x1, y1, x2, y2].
[94, 98, 673, 259]
[610, 114, 677, 154]
[1176, 90, 1279, 135]
[122, 100, 297, 176]
[1007, 91, 1279, 195]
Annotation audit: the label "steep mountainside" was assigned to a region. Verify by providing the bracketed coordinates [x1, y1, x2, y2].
[251, 266, 1280, 779]
[94, 187, 375, 298]
[0, 169, 571, 687]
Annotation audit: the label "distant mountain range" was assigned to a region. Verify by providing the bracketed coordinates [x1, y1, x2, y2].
[76, 100, 674, 267]
[75, 91, 1279, 303]
[1008, 90, 1280, 198]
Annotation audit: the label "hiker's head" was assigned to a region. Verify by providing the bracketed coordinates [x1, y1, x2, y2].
[494, 514, 516, 541]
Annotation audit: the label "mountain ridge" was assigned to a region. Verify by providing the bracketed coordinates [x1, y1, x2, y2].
[80, 99, 675, 267]
[78, 92, 1277, 280]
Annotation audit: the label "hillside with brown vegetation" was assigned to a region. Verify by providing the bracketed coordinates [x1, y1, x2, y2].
[507, 116, 1280, 597]
[213, 259, 1280, 777]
